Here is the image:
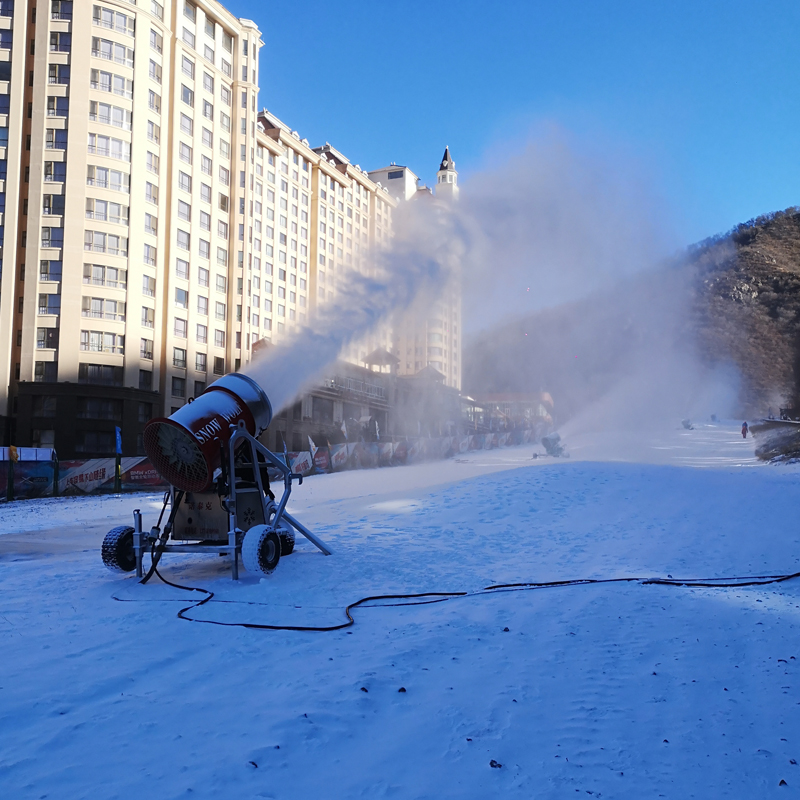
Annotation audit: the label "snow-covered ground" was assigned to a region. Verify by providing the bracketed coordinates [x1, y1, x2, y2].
[1, 422, 798, 798]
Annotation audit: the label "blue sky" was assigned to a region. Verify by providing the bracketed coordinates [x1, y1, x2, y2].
[228, 0, 799, 244]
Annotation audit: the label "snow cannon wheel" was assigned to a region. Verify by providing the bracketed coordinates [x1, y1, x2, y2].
[102, 526, 136, 572]
[242, 525, 281, 575]
[277, 521, 295, 556]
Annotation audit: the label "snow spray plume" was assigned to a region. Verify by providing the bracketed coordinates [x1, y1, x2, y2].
[465, 257, 743, 451]
[454, 128, 674, 332]
[455, 128, 743, 443]
[245, 198, 460, 413]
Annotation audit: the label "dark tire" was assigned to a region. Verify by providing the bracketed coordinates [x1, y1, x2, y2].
[241, 526, 281, 574]
[279, 532, 295, 555]
[102, 526, 136, 572]
[266, 504, 295, 555]
[277, 521, 295, 555]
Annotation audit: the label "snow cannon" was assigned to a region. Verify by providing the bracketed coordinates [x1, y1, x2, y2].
[102, 374, 330, 581]
[541, 432, 569, 458]
[143, 373, 272, 493]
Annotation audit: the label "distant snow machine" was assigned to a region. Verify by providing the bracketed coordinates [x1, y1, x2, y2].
[537, 432, 569, 458]
[101, 374, 330, 580]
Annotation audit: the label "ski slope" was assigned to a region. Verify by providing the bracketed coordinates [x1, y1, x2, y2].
[1, 422, 798, 798]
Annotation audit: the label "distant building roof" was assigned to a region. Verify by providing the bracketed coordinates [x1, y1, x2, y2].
[439, 146, 455, 172]
[414, 365, 446, 382]
[363, 347, 399, 367]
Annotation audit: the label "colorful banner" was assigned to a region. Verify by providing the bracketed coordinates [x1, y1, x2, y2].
[379, 442, 394, 466]
[288, 451, 314, 476]
[0, 461, 55, 499]
[313, 447, 331, 473]
[121, 459, 169, 490]
[59, 457, 147, 495]
[392, 439, 408, 465]
[330, 442, 349, 471]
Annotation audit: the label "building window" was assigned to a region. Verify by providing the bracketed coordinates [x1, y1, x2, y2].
[82, 297, 125, 321]
[80, 330, 124, 354]
[195, 352, 207, 371]
[78, 363, 123, 387]
[173, 347, 187, 368]
[51, 2, 73, 21]
[196, 323, 207, 343]
[92, 5, 135, 36]
[140, 338, 153, 359]
[83, 264, 126, 288]
[175, 288, 188, 308]
[40, 260, 63, 281]
[172, 377, 186, 398]
[213, 356, 225, 375]
[214, 330, 225, 348]
[36, 328, 59, 349]
[174, 317, 188, 338]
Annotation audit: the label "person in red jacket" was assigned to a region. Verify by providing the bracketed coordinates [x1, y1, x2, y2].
[742, 421, 749, 438]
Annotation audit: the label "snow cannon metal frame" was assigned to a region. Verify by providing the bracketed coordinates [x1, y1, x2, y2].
[102, 374, 331, 580]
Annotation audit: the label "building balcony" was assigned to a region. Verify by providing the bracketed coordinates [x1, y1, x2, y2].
[324, 375, 386, 401]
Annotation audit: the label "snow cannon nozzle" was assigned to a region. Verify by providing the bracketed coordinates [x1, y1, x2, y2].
[142, 373, 273, 493]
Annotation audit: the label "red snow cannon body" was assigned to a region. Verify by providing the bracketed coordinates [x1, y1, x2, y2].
[142, 373, 272, 492]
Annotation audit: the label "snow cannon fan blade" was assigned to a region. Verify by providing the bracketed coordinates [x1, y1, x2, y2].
[143, 373, 273, 492]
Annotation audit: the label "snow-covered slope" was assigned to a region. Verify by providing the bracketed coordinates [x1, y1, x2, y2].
[1, 423, 797, 798]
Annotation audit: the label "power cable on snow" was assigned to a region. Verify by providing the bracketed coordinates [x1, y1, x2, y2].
[113, 557, 800, 632]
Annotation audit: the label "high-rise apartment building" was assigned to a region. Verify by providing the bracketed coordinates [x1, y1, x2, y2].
[0, 0, 267, 455]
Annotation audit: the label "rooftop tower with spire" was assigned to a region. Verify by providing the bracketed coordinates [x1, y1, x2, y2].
[436, 146, 459, 201]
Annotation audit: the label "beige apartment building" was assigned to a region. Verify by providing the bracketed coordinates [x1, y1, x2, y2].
[0, 0, 458, 458]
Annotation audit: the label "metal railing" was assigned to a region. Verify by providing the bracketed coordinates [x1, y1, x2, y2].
[326, 376, 385, 400]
